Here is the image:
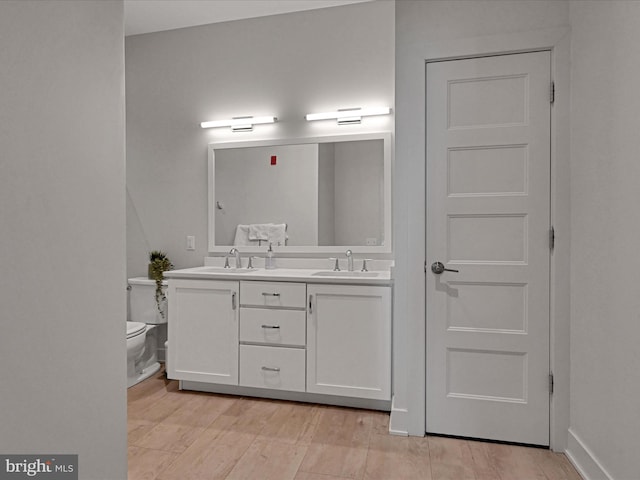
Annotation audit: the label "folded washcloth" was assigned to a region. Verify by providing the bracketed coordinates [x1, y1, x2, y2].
[248, 223, 272, 241]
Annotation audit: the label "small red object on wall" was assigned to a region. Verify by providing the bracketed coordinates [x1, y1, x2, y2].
[270, 155, 277, 165]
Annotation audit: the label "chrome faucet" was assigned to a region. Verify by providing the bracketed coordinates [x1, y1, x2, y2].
[225, 248, 242, 269]
[345, 249, 353, 272]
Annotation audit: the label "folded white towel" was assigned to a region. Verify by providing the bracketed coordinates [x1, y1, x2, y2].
[233, 224, 253, 246]
[248, 223, 272, 241]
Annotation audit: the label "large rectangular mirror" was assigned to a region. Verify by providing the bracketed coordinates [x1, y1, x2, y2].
[208, 132, 391, 254]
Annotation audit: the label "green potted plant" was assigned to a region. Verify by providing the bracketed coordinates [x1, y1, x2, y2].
[148, 250, 173, 319]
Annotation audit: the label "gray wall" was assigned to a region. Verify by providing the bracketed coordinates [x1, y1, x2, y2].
[125, 1, 394, 277]
[214, 144, 319, 246]
[0, 1, 127, 478]
[333, 140, 384, 246]
[317, 143, 336, 246]
[569, 2, 640, 478]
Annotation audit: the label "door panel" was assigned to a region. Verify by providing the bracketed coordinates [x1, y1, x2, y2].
[426, 51, 550, 445]
[447, 73, 529, 128]
[448, 214, 527, 262]
[448, 144, 528, 195]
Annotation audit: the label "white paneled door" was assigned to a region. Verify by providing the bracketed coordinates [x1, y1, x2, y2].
[426, 51, 551, 445]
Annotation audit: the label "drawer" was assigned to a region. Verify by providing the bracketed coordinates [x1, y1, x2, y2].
[240, 281, 306, 308]
[240, 308, 306, 347]
[239, 344, 305, 392]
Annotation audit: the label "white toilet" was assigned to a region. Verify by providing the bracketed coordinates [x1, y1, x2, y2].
[126, 277, 168, 388]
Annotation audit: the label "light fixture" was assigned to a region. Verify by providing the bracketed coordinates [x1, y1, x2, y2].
[305, 107, 391, 125]
[200, 115, 277, 132]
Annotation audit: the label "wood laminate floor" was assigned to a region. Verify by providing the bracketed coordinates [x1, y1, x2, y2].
[128, 368, 581, 480]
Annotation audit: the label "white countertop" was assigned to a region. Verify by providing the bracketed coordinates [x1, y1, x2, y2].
[163, 266, 393, 286]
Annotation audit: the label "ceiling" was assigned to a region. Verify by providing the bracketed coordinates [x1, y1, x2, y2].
[124, 0, 373, 36]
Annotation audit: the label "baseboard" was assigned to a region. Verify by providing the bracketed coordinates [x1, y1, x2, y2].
[389, 395, 410, 436]
[179, 380, 391, 411]
[565, 428, 612, 480]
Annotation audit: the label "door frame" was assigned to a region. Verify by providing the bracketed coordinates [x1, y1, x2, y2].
[391, 26, 570, 451]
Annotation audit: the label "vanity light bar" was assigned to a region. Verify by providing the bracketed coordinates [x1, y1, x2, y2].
[200, 116, 277, 132]
[305, 107, 391, 125]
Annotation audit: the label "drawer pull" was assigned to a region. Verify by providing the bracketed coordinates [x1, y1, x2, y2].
[261, 366, 281, 372]
[262, 292, 281, 297]
[261, 324, 280, 329]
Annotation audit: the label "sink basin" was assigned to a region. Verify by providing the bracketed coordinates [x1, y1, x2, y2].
[197, 266, 258, 273]
[311, 271, 380, 278]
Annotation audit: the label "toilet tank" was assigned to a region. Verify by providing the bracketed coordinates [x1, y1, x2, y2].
[128, 277, 168, 324]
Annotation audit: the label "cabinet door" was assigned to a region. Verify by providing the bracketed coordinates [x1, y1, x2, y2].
[307, 284, 391, 400]
[167, 279, 239, 384]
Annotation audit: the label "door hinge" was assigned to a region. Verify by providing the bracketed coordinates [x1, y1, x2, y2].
[550, 81, 555, 104]
[549, 373, 554, 394]
[549, 226, 555, 251]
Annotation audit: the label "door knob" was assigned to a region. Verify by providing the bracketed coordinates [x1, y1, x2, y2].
[431, 262, 459, 274]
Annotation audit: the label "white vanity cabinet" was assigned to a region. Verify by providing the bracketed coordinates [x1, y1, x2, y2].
[167, 279, 239, 385]
[306, 284, 392, 401]
[238, 281, 307, 392]
[165, 271, 392, 409]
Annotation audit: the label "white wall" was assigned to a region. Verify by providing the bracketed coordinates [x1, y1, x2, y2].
[125, 1, 394, 277]
[214, 144, 319, 246]
[394, 0, 570, 436]
[567, 2, 640, 478]
[0, 1, 127, 478]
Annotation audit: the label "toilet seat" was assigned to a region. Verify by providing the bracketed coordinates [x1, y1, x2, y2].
[126, 321, 146, 339]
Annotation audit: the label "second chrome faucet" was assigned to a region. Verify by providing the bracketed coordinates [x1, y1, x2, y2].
[345, 249, 353, 272]
[330, 249, 354, 272]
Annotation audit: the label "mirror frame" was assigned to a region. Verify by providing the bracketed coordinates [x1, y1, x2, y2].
[208, 131, 392, 255]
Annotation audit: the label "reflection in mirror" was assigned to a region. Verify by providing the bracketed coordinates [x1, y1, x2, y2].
[208, 133, 391, 254]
